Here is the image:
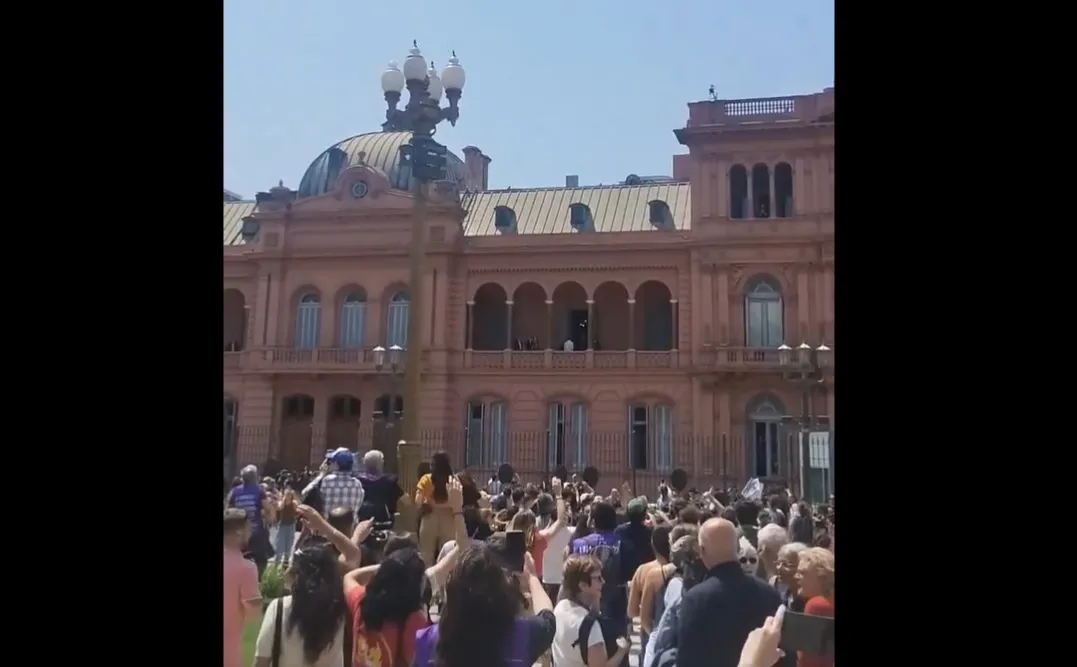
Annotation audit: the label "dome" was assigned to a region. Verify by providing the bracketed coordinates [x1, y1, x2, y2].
[297, 131, 468, 198]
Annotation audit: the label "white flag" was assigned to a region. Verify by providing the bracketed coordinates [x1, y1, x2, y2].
[741, 477, 763, 501]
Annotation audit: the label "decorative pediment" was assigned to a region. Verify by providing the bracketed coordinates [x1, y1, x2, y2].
[330, 159, 391, 202]
[288, 159, 416, 214]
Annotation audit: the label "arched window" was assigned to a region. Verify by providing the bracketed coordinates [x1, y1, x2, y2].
[386, 291, 410, 346]
[729, 165, 748, 219]
[295, 293, 321, 349]
[626, 403, 673, 471]
[547, 402, 589, 470]
[748, 396, 784, 478]
[744, 278, 783, 347]
[751, 164, 771, 218]
[774, 162, 794, 218]
[465, 400, 508, 467]
[339, 292, 367, 348]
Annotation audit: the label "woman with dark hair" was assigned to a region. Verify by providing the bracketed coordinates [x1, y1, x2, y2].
[416, 451, 457, 565]
[413, 545, 555, 667]
[344, 546, 429, 667]
[254, 544, 347, 667]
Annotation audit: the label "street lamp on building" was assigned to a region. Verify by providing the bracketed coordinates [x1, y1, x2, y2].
[372, 345, 405, 442]
[778, 342, 832, 500]
[379, 43, 467, 532]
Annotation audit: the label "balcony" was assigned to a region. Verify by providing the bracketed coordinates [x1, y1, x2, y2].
[696, 346, 835, 372]
[458, 350, 681, 371]
[246, 347, 408, 374]
[224, 351, 242, 371]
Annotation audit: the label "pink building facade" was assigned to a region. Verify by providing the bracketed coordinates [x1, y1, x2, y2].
[223, 89, 834, 492]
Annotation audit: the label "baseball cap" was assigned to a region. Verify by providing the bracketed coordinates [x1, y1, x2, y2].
[626, 498, 647, 520]
[326, 447, 353, 466]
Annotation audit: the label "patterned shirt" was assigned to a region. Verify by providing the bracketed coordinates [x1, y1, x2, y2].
[303, 471, 365, 518]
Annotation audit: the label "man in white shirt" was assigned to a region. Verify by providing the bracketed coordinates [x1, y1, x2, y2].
[542, 518, 574, 601]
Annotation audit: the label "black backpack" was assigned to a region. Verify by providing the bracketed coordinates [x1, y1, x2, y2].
[590, 539, 625, 616]
[572, 610, 620, 665]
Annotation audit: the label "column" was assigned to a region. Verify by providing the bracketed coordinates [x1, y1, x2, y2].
[768, 167, 776, 219]
[504, 300, 514, 349]
[823, 263, 834, 343]
[627, 299, 636, 349]
[243, 304, 254, 348]
[585, 299, 594, 349]
[322, 296, 336, 348]
[545, 300, 554, 349]
[747, 170, 755, 219]
[368, 297, 383, 345]
[465, 301, 474, 349]
[716, 269, 730, 344]
[670, 299, 679, 351]
[797, 267, 810, 342]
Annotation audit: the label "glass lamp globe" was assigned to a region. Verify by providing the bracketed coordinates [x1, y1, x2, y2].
[380, 62, 405, 93]
[441, 53, 466, 91]
[402, 44, 427, 81]
[426, 64, 443, 102]
[389, 344, 404, 367]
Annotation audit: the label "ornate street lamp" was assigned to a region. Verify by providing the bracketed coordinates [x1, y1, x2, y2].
[378, 43, 467, 533]
[372, 344, 405, 430]
[778, 341, 832, 501]
[380, 42, 466, 135]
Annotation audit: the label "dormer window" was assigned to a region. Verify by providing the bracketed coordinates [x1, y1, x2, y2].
[494, 205, 517, 234]
[240, 216, 260, 242]
[569, 203, 592, 232]
[648, 200, 672, 229]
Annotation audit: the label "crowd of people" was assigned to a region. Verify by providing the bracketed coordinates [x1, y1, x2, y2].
[224, 447, 835, 667]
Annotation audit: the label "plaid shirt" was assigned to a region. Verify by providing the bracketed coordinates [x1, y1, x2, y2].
[303, 471, 365, 518]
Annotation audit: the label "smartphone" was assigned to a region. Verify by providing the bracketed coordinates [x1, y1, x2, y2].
[504, 530, 526, 572]
[779, 611, 834, 659]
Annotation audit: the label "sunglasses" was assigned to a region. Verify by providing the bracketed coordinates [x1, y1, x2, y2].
[739, 556, 758, 565]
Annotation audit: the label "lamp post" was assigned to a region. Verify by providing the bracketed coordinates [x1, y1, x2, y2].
[380, 43, 466, 531]
[778, 342, 832, 501]
[372, 345, 404, 458]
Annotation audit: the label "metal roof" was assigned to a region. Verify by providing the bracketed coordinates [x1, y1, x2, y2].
[460, 182, 691, 235]
[223, 201, 257, 246]
[222, 182, 691, 245]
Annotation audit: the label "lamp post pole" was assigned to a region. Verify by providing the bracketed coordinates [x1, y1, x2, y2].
[777, 342, 831, 501]
[372, 345, 404, 461]
[379, 43, 466, 531]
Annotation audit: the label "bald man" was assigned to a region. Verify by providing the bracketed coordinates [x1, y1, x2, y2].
[676, 518, 782, 667]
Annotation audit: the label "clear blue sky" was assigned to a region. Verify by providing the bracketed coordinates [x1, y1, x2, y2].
[224, 0, 833, 198]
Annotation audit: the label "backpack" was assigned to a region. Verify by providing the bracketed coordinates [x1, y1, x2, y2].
[589, 538, 624, 617]
[412, 622, 530, 666]
[572, 610, 620, 665]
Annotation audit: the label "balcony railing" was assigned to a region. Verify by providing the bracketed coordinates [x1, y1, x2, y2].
[249, 347, 394, 373]
[225, 346, 832, 373]
[460, 350, 680, 371]
[696, 346, 834, 371]
[224, 351, 242, 370]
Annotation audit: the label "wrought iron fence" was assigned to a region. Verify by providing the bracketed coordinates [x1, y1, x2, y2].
[224, 425, 831, 499]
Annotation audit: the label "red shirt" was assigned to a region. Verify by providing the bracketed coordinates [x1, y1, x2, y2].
[530, 532, 548, 578]
[346, 585, 429, 667]
[797, 596, 834, 667]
